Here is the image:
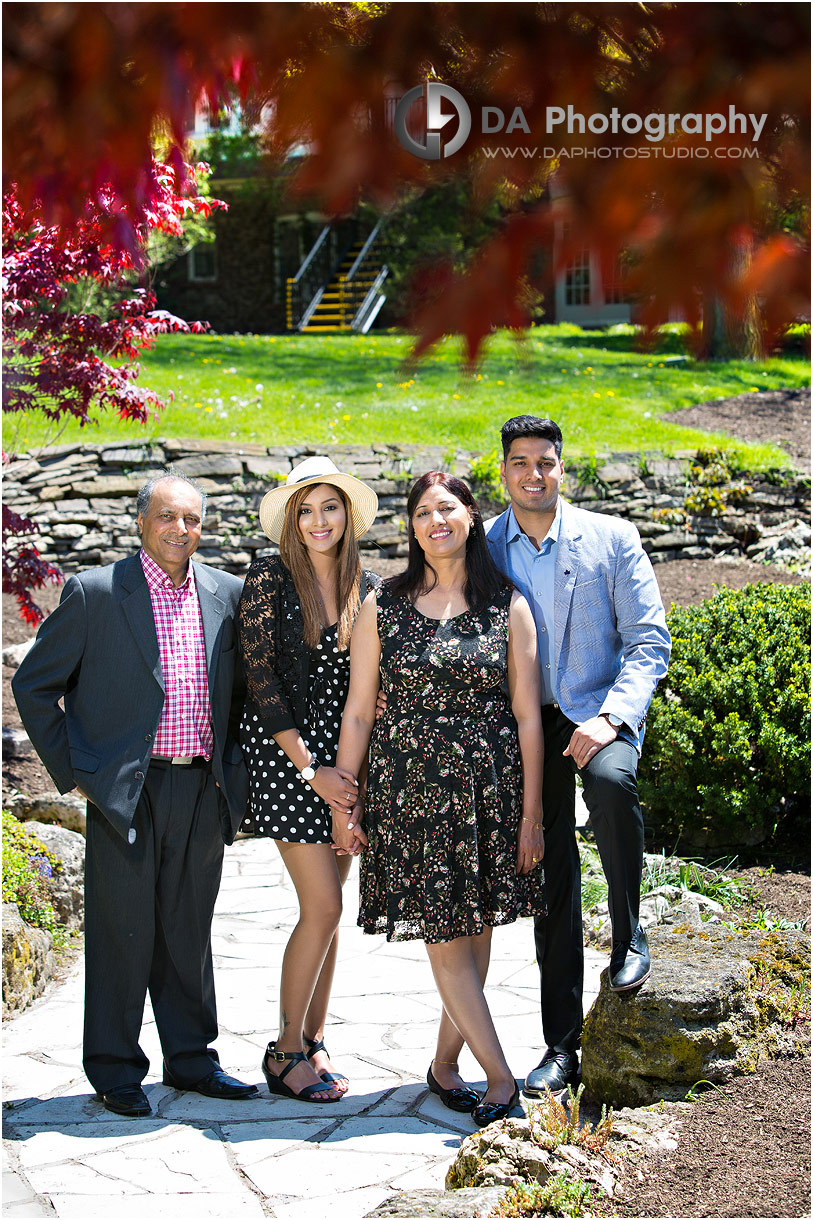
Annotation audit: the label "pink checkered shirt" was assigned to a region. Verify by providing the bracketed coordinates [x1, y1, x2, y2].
[140, 550, 214, 759]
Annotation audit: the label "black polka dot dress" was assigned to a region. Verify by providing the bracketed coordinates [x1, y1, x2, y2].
[241, 624, 347, 843]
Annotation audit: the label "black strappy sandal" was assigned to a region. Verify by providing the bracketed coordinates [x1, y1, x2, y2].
[262, 1042, 341, 1103]
[305, 1036, 349, 1093]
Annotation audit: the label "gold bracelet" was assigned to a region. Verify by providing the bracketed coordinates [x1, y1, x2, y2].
[521, 818, 542, 825]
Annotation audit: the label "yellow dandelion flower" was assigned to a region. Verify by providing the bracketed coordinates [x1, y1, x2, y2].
[376, 382, 383, 388]
[204, 406, 213, 412]
[342, 414, 351, 420]
[593, 392, 601, 398]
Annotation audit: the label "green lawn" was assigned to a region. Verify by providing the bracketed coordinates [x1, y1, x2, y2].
[9, 325, 809, 467]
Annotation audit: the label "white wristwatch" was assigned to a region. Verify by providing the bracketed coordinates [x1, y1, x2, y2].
[601, 712, 625, 730]
[299, 759, 319, 782]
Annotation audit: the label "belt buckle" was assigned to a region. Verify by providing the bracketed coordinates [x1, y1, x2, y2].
[171, 756, 195, 766]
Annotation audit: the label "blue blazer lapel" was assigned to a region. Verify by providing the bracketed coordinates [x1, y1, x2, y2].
[554, 501, 582, 661]
[194, 562, 226, 688]
[485, 509, 512, 577]
[119, 555, 164, 691]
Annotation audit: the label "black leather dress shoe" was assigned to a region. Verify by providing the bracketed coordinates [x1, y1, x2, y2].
[100, 1084, 152, 1117]
[609, 924, 651, 991]
[523, 1050, 580, 1097]
[163, 1066, 259, 1099]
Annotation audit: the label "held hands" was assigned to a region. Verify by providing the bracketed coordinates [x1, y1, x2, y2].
[309, 765, 358, 813]
[563, 715, 619, 769]
[374, 689, 388, 721]
[331, 795, 369, 856]
[516, 812, 545, 876]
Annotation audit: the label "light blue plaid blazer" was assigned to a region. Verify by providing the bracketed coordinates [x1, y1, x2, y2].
[485, 498, 671, 753]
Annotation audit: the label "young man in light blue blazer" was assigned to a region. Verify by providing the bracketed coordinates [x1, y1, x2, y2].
[484, 416, 671, 1097]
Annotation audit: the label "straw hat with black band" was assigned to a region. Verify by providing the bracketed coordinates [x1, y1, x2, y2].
[258, 456, 379, 544]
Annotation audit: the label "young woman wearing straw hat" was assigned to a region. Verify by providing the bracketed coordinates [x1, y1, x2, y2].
[238, 456, 379, 1103]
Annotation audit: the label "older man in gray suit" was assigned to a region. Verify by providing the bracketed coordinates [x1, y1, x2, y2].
[485, 416, 671, 1098]
[13, 471, 258, 1116]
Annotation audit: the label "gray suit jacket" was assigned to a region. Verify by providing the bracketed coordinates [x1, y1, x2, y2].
[12, 554, 249, 843]
[485, 498, 671, 752]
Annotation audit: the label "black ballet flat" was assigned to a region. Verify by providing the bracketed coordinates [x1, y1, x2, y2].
[426, 1065, 482, 1113]
[472, 1082, 520, 1127]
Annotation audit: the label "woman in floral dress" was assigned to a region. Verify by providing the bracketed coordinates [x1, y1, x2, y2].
[333, 471, 546, 1126]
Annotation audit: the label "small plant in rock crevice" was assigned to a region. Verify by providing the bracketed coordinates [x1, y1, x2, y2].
[469, 449, 507, 508]
[528, 1084, 615, 1158]
[494, 1172, 602, 1217]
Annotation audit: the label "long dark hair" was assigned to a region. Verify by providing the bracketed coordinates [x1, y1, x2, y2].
[279, 483, 361, 650]
[386, 472, 511, 614]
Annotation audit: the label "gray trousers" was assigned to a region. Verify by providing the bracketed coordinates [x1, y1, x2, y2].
[534, 706, 644, 1055]
[83, 761, 224, 1093]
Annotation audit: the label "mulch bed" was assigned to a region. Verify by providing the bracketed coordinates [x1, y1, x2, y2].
[665, 385, 811, 474]
[614, 1053, 812, 1219]
[2, 389, 810, 1217]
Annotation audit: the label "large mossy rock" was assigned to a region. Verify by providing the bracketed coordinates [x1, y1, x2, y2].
[581, 924, 809, 1107]
[2, 903, 56, 1016]
[24, 821, 85, 931]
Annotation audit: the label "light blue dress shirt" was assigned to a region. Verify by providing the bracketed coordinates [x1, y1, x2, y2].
[504, 501, 561, 705]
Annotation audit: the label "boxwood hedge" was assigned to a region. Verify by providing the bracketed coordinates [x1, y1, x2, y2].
[639, 583, 810, 847]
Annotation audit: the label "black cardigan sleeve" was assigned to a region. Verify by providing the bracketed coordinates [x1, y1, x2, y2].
[237, 556, 298, 735]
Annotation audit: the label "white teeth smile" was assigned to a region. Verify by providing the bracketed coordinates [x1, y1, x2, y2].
[311, 531, 331, 538]
[430, 530, 451, 539]
[523, 486, 544, 492]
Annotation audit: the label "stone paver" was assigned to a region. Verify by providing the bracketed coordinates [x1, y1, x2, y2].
[3, 821, 604, 1218]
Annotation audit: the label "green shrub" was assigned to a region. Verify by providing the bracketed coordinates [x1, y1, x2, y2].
[2, 811, 65, 943]
[469, 449, 508, 510]
[639, 583, 811, 845]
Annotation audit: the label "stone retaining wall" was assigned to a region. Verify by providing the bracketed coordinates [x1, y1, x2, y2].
[3, 440, 810, 575]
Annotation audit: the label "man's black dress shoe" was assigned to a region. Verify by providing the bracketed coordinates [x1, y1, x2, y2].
[472, 1082, 520, 1128]
[523, 1050, 579, 1097]
[162, 1066, 259, 1099]
[609, 924, 651, 992]
[100, 1084, 152, 1117]
[426, 1065, 482, 1113]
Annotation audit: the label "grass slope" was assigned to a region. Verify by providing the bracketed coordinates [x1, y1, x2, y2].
[9, 326, 809, 466]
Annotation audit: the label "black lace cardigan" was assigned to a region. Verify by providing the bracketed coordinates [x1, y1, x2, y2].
[238, 554, 380, 736]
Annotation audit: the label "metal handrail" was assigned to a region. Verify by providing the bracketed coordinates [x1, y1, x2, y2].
[352, 265, 389, 331]
[346, 219, 384, 282]
[287, 225, 335, 329]
[291, 225, 331, 284]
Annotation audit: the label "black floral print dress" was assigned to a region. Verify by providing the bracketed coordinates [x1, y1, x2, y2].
[359, 584, 547, 943]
